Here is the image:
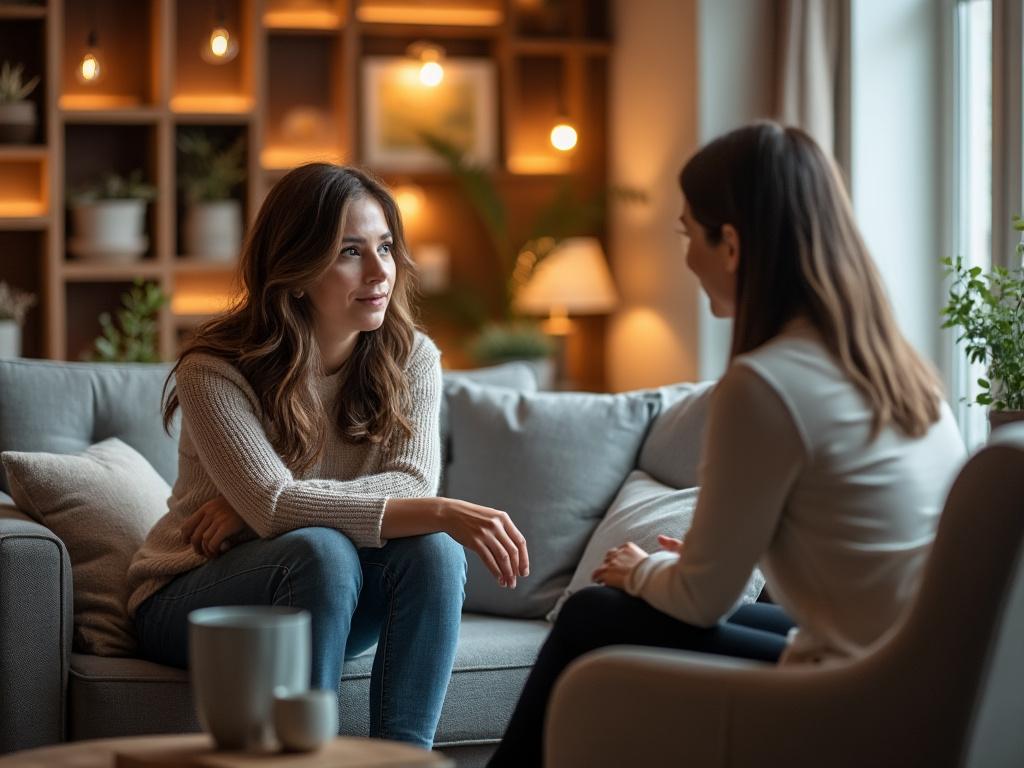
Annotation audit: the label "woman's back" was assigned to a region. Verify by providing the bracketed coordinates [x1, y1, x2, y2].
[734, 318, 966, 662]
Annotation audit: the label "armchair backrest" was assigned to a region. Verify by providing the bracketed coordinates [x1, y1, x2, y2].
[0, 359, 178, 493]
[871, 423, 1024, 765]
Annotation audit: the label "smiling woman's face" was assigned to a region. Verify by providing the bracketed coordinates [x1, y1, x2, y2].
[307, 195, 397, 346]
[680, 202, 739, 318]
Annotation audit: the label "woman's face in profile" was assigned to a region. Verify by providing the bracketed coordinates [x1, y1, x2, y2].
[679, 203, 738, 318]
[307, 195, 397, 341]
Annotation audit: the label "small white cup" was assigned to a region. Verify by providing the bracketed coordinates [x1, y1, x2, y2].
[272, 687, 338, 752]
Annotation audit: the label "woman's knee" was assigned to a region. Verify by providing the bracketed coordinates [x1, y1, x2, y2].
[390, 532, 467, 593]
[558, 586, 630, 627]
[276, 527, 362, 598]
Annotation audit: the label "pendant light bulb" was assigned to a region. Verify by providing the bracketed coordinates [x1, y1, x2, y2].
[202, 4, 239, 65]
[408, 41, 445, 88]
[550, 120, 578, 152]
[76, 29, 103, 85]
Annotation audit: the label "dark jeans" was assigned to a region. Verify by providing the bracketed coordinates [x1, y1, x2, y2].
[487, 586, 795, 767]
[134, 527, 466, 749]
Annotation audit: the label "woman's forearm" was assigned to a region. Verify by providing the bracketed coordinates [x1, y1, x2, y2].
[381, 496, 447, 539]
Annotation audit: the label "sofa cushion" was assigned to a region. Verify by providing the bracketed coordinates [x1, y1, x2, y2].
[0, 359, 178, 494]
[2, 438, 169, 656]
[67, 614, 549, 750]
[446, 381, 660, 618]
[638, 381, 716, 489]
[440, 362, 539, 495]
[547, 469, 765, 621]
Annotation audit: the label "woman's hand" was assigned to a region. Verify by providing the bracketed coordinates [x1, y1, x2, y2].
[438, 499, 529, 589]
[181, 495, 248, 558]
[592, 542, 650, 590]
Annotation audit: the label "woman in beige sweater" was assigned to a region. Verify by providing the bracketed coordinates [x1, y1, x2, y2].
[128, 164, 529, 749]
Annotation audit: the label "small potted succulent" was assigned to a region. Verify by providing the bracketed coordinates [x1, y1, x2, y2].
[0, 281, 37, 358]
[177, 130, 246, 262]
[0, 60, 41, 144]
[941, 216, 1024, 432]
[68, 170, 157, 263]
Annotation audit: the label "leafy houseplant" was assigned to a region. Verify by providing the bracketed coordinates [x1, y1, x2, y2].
[69, 170, 157, 264]
[941, 216, 1024, 429]
[0, 281, 37, 358]
[421, 133, 642, 366]
[0, 60, 41, 144]
[177, 130, 247, 262]
[85, 278, 168, 363]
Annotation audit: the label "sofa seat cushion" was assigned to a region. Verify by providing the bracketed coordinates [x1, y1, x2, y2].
[68, 614, 549, 748]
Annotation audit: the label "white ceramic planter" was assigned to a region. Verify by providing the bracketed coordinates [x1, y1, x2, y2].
[0, 320, 21, 358]
[184, 200, 242, 262]
[0, 101, 37, 144]
[69, 200, 148, 262]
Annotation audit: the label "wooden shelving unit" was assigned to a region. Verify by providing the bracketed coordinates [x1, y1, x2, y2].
[0, 0, 611, 387]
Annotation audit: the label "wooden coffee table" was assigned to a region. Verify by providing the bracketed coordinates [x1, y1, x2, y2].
[0, 734, 453, 768]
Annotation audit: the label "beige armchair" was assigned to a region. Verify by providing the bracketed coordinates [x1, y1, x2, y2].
[546, 424, 1024, 768]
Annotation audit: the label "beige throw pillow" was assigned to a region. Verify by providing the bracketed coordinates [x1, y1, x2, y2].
[1, 437, 169, 656]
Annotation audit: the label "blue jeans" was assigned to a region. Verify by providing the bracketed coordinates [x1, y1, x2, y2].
[134, 528, 466, 748]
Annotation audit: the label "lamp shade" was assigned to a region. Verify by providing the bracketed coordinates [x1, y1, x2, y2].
[514, 237, 619, 316]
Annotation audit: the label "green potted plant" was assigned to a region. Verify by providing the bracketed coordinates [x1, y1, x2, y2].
[941, 216, 1024, 432]
[177, 130, 246, 262]
[0, 60, 41, 144]
[85, 278, 168, 363]
[0, 281, 37, 358]
[68, 170, 157, 263]
[421, 133, 642, 368]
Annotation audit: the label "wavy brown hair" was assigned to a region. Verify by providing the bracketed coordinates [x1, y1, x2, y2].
[680, 122, 941, 437]
[163, 163, 419, 474]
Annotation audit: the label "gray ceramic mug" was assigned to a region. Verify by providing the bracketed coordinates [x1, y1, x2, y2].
[188, 606, 311, 751]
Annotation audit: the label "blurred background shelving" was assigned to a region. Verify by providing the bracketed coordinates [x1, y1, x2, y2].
[0, 0, 611, 388]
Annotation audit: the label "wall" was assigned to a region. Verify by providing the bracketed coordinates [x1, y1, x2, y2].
[607, 0, 700, 391]
[607, 0, 776, 390]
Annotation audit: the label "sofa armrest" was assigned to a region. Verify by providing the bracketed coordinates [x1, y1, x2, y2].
[0, 499, 72, 753]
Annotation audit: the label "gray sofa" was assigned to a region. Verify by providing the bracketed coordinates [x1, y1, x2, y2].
[0, 357, 710, 766]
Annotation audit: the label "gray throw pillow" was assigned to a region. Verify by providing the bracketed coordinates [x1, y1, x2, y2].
[547, 469, 765, 621]
[638, 381, 716, 489]
[445, 381, 660, 618]
[1, 438, 169, 656]
[439, 362, 539, 495]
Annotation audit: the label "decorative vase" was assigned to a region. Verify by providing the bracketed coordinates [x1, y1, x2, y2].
[0, 101, 37, 144]
[989, 410, 1024, 433]
[0, 320, 21, 358]
[69, 200, 148, 263]
[184, 200, 242, 262]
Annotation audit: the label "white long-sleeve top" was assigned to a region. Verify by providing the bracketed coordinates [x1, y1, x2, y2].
[627, 319, 966, 664]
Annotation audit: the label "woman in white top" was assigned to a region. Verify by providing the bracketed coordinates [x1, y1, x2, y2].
[488, 121, 965, 766]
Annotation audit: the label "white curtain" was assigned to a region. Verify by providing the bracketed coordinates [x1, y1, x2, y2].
[775, 0, 847, 165]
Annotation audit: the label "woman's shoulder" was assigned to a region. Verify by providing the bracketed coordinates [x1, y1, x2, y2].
[406, 331, 442, 372]
[175, 351, 259, 405]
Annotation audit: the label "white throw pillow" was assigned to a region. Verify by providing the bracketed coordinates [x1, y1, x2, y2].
[1, 437, 169, 656]
[548, 469, 765, 621]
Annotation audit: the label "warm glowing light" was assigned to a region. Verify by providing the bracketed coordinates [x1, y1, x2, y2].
[394, 184, 426, 220]
[419, 61, 444, 87]
[550, 122, 578, 152]
[202, 25, 239, 64]
[79, 53, 101, 82]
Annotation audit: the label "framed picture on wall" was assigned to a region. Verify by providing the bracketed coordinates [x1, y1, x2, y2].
[361, 56, 497, 170]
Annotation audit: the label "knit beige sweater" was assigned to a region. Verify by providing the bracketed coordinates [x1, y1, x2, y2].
[126, 333, 442, 616]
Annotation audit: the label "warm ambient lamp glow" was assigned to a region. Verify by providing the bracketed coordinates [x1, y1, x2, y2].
[550, 120, 578, 152]
[76, 30, 103, 84]
[407, 41, 445, 87]
[201, 3, 239, 64]
[514, 237, 618, 335]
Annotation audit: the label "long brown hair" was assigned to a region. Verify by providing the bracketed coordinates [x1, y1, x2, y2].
[680, 122, 941, 437]
[163, 163, 419, 474]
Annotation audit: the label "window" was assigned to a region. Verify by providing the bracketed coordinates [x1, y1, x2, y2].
[952, 0, 992, 448]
